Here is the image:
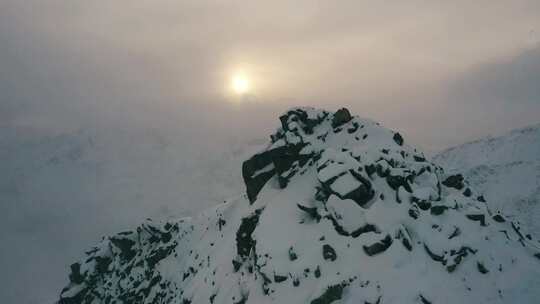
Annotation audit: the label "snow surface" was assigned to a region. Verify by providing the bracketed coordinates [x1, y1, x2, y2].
[434, 123, 540, 234]
[58, 108, 540, 304]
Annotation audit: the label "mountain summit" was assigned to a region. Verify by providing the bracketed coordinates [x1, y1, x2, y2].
[59, 107, 540, 304]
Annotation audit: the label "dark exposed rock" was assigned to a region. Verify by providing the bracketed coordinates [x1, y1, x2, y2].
[347, 122, 359, 134]
[320, 170, 375, 207]
[414, 199, 431, 211]
[289, 246, 298, 261]
[315, 186, 331, 202]
[340, 171, 374, 205]
[363, 235, 393, 256]
[332, 108, 352, 128]
[423, 243, 445, 263]
[110, 237, 137, 261]
[409, 207, 419, 219]
[350, 224, 378, 238]
[386, 175, 412, 193]
[446, 247, 476, 272]
[297, 203, 321, 221]
[477, 262, 489, 274]
[492, 214, 505, 223]
[365, 164, 376, 176]
[449, 227, 461, 239]
[477, 195, 486, 203]
[419, 294, 432, 304]
[234, 295, 248, 304]
[314, 265, 321, 278]
[232, 260, 242, 272]
[311, 284, 344, 304]
[430, 205, 448, 216]
[274, 274, 288, 283]
[218, 218, 226, 231]
[414, 155, 426, 162]
[324, 210, 378, 238]
[442, 174, 465, 190]
[323, 244, 337, 261]
[69, 263, 85, 284]
[236, 209, 263, 259]
[242, 153, 276, 203]
[397, 229, 413, 251]
[146, 244, 176, 268]
[95, 256, 112, 274]
[466, 214, 486, 226]
[393, 133, 404, 146]
[463, 188, 472, 197]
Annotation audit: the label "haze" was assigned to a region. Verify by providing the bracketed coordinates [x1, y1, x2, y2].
[1, 1, 539, 303]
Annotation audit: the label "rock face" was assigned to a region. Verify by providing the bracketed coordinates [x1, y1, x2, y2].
[59, 107, 540, 304]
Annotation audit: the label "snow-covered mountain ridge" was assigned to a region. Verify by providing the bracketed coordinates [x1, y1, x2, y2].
[434, 123, 540, 236]
[59, 107, 540, 304]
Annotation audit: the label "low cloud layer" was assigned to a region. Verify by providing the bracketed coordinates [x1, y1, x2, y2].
[1, 1, 539, 303]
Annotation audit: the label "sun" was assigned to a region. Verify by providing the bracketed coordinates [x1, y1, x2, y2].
[231, 74, 250, 95]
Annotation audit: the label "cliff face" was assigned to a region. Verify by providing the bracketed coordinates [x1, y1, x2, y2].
[59, 107, 540, 304]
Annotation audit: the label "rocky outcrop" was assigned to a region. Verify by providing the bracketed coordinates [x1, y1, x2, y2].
[59, 107, 540, 304]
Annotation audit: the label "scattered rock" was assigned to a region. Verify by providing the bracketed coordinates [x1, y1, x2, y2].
[311, 284, 344, 304]
[297, 203, 321, 222]
[477, 262, 489, 274]
[442, 174, 465, 190]
[274, 274, 287, 283]
[430, 205, 448, 216]
[363, 235, 393, 256]
[393, 133, 404, 146]
[332, 108, 352, 128]
[289, 246, 298, 261]
[492, 214, 505, 223]
[419, 294, 432, 304]
[323, 244, 337, 261]
[236, 209, 263, 259]
[466, 214, 486, 226]
[314, 265, 321, 278]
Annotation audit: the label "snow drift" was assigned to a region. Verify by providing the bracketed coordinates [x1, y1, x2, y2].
[58, 107, 540, 304]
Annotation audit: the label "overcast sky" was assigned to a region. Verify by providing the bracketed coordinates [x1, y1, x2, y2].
[1, 1, 540, 303]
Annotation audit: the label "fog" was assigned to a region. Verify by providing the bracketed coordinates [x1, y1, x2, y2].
[1, 1, 539, 303]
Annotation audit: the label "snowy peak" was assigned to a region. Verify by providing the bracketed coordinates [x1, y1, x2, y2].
[59, 107, 540, 304]
[242, 107, 425, 206]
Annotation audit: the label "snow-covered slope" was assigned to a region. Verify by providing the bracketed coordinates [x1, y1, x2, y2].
[58, 108, 540, 304]
[434, 123, 540, 234]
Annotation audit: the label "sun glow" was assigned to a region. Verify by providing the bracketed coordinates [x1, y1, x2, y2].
[231, 73, 250, 95]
